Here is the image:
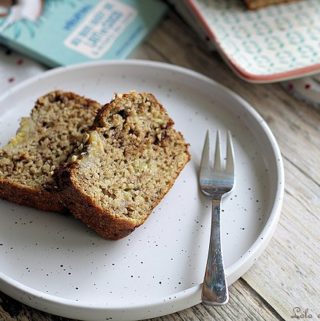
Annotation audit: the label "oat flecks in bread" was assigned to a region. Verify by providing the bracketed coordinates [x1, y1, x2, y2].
[0, 91, 101, 212]
[58, 92, 191, 240]
[244, 0, 297, 9]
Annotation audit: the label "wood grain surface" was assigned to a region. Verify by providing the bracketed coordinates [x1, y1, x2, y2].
[1, 9, 320, 321]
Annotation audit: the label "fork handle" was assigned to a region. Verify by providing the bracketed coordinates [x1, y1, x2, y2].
[202, 198, 229, 305]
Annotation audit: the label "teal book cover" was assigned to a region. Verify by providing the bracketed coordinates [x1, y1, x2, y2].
[0, 0, 167, 67]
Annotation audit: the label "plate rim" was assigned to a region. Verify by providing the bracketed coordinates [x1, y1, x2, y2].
[0, 59, 284, 316]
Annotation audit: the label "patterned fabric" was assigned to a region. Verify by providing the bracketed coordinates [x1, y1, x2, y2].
[283, 75, 320, 109]
[0, 45, 45, 93]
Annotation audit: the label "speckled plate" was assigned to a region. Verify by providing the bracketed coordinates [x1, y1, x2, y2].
[0, 60, 284, 321]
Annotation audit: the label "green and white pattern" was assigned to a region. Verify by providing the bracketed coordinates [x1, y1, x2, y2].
[192, 0, 320, 76]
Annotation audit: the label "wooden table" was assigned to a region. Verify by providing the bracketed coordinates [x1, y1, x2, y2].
[1, 9, 319, 321]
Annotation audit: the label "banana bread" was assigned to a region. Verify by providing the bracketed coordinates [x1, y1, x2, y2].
[0, 91, 101, 212]
[58, 92, 190, 239]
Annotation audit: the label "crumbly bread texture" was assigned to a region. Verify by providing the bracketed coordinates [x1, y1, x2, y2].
[58, 92, 191, 240]
[0, 91, 101, 212]
[244, 0, 297, 9]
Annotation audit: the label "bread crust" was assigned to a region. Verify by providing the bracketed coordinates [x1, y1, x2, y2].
[0, 179, 65, 212]
[57, 164, 137, 240]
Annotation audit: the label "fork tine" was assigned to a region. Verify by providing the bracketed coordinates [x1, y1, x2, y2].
[213, 130, 222, 172]
[226, 131, 235, 174]
[200, 130, 211, 180]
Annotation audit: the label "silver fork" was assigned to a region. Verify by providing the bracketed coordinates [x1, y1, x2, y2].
[199, 130, 235, 305]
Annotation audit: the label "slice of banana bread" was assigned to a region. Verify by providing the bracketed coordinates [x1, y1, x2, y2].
[0, 91, 101, 212]
[58, 92, 190, 240]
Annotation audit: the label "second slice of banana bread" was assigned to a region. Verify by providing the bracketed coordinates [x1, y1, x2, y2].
[58, 92, 191, 239]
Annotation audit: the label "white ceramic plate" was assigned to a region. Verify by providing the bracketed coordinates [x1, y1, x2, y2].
[0, 60, 284, 321]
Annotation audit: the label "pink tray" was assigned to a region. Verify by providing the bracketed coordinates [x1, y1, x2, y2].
[186, 0, 320, 83]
